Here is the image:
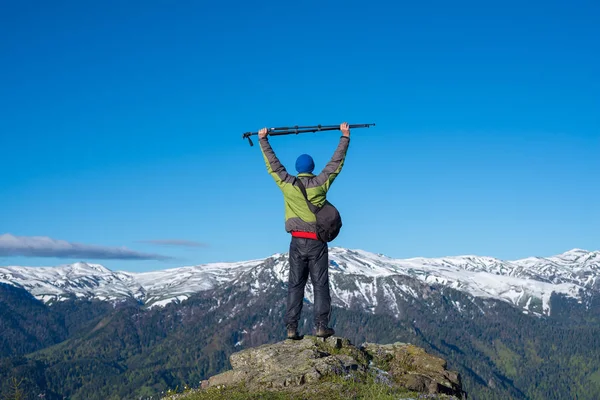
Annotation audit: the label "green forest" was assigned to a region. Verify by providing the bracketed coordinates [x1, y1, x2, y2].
[1, 279, 600, 400]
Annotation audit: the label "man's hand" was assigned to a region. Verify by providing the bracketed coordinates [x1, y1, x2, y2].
[340, 122, 350, 138]
[258, 127, 268, 139]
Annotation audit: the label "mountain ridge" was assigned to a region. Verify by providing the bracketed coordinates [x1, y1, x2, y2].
[1, 248, 598, 315]
[2, 249, 600, 399]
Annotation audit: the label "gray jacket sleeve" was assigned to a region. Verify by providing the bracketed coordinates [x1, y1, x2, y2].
[313, 136, 350, 191]
[259, 137, 295, 187]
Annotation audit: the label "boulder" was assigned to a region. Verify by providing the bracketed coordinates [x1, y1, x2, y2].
[203, 336, 466, 399]
[362, 342, 463, 396]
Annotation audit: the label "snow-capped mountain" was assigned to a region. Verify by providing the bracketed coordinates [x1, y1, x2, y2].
[1, 248, 598, 316]
[0, 259, 264, 306]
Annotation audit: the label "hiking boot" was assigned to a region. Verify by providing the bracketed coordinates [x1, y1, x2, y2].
[287, 325, 301, 340]
[315, 325, 335, 338]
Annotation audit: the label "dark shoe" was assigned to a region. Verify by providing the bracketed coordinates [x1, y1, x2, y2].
[315, 325, 335, 338]
[287, 325, 301, 340]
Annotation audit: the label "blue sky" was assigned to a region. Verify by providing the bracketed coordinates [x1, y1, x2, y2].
[1, 0, 598, 272]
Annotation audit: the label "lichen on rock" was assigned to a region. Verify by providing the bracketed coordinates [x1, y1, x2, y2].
[363, 342, 463, 396]
[197, 336, 466, 399]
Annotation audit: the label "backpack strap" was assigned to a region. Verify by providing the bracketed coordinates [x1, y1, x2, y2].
[294, 177, 320, 214]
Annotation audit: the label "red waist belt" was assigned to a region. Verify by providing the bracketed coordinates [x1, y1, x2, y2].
[291, 231, 318, 240]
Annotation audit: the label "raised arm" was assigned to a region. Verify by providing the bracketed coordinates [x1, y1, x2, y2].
[314, 122, 351, 192]
[258, 127, 294, 188]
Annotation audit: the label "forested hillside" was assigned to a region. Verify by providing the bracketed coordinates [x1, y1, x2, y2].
[2, 278, 600, 399]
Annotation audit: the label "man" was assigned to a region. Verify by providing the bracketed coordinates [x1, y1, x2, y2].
[258, 122, 351, 340]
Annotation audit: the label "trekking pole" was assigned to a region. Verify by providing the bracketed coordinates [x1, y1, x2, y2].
[242, 123, 375, 146]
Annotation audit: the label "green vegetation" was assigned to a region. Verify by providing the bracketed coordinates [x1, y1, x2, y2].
[177, 387, 292, 400]
[4, 377, 25, 400]
[492, 340, 521, 378]
[171, 375, 423, 400]
[2, 278, 600, 399]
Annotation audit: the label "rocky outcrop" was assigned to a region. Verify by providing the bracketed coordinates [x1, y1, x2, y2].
[202, 336, 466, 399]
[363, 341, 464, 396]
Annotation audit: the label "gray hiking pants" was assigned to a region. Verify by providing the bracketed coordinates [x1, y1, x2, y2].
[284, 237, 331, 328]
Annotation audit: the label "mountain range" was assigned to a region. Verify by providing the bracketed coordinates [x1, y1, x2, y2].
[1, 248, 600, 400]
[2, 248, 598, 315]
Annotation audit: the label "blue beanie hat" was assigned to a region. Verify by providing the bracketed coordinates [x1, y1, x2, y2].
[295, 154, 315, 174]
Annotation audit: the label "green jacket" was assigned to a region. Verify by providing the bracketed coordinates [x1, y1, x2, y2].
[259, 136, 350, 233]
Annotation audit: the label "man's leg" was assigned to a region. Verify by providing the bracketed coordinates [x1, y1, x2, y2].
[307, 240, 333, 335]
[285, 238, 309, 332]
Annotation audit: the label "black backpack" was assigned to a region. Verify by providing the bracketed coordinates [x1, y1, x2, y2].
[295, 178, 343, 242]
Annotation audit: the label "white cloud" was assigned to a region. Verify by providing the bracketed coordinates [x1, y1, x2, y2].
[0, 234, 172, 260]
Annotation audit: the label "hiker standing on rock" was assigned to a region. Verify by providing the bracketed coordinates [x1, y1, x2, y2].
[258, 122, 350, 340]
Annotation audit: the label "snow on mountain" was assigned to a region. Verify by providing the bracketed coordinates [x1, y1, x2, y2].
[0, 261, 133, 303]
[0, 259, 263, 307]
[118, 260, 263, 306]
[1, 249, 598, 315]
[321, 248, 591, 315]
